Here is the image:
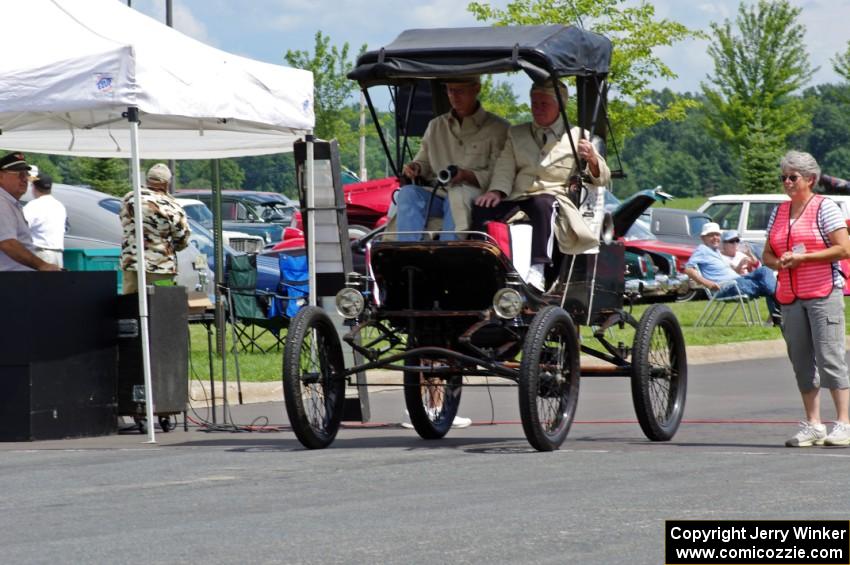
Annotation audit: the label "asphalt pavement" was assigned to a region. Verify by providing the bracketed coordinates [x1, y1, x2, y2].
[2, 353, 850, 564]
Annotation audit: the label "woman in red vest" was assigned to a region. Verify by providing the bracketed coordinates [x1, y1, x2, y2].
[764, 150, 850, 447]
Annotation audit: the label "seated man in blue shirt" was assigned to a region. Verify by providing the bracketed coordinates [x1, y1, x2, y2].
[684, 222, 781, 326]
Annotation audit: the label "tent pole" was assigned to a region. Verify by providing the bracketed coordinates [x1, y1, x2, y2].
[127, 107, 156, 443]
[306, 134, 317, 307]
[211, 158, 225, 424]
[212, 159, 229, 419]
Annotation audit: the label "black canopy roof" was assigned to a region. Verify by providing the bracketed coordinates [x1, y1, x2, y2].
[348, 25, 612, 86]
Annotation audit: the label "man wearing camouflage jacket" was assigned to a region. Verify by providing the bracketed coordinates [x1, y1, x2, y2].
[120, 163, 190, 294]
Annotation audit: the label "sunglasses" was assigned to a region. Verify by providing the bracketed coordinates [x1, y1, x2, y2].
[779, 174, 802, 183]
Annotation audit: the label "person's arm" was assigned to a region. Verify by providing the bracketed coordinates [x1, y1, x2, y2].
[0, 239, 61, 271]
[404, 121, 434, 181]
[762, 240, 782, 271]
[474, 136, 515, 208]
[684, 265, 720, 291]
[451, 168, 481, 188]
[171, 209, 191, 252]
[576, 136, 611, 186]
[780, 227, 850, 270]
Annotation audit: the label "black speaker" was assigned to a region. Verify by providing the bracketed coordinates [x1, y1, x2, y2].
[0, 272, 118, 441]
[117, 286, 188, 416]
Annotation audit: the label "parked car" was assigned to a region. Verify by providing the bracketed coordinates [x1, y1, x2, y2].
[175, 189, 286, 245]
[177, 198, 266, 254]
[27, 183, 214, 296]
[643, 207, 714, 246]
[343, 176, 400, 230]
[612, 190, 694, 302]
[698, 193, 850, 245]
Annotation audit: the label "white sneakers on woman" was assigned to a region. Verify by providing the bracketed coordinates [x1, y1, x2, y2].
[785, 420, 850, 447]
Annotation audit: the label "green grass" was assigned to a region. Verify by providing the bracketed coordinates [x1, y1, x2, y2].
[663, 196, 707, 211]
[191, 297, 850, 382]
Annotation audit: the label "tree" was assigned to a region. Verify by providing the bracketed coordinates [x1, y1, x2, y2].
[791, 84, 850, 175]
[618, 90, 735, 198]
[701, 0, 814, 179]
[833, 41, 850, 82]
[479, 76, 530, 124]
[467, 0, 704, 144]
[285, 31, 365, 148]
[65, 158, 130, 196]
[176, 160, 245, 190]
[739, 117, 784, 194]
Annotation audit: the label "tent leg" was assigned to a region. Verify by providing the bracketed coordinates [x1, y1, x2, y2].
[127, 107, 156, 444]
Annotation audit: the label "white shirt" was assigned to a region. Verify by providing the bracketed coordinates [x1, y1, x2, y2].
[721, 250, 750, 272]
[23, 194, 66, 250]
[0, 188, 35, 271]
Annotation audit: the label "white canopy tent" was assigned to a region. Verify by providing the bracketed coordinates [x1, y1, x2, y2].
[0, 0, 316, 442]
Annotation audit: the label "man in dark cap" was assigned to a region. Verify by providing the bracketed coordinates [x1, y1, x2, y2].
[23, 173, 67, 268]
[0, 152, 61, 271]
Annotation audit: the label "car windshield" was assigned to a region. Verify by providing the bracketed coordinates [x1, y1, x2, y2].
[623, 218, 655, 241]
[258, 202, 295, 222]
[98, 198, 122, 214]
[183, 203, 214, 228]
[688, 216, 712, 237]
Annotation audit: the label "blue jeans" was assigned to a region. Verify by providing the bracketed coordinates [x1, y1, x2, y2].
[395, 184, 457, 241]
[715, 266, 780, 317]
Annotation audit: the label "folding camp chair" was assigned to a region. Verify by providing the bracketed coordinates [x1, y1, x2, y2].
[225, 254, 288, 353]
[273, 252, 308, 319]
[694, 278, 764, 327]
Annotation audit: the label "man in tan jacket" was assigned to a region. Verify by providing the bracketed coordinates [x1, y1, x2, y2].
[472, 80, 610, 291]
[394, 76, 509, 240]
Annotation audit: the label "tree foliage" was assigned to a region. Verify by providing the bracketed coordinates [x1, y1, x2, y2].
[791, 84, 850, 179]
[479, 76, 530, 124]
[739, 117, 785, 194]
[285, 31, 365, 147]
[175, 160, 245, 190]
[833, 41, 850, 82]
[65, 158, 130, 197]
[467, 0, 704, 143]
[617, 90, 735, 198]
[701, 0, 814, 177]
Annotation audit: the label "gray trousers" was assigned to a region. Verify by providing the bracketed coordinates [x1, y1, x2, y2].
[782, 288, 849, 391]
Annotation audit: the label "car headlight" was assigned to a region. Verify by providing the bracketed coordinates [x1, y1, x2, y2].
[335, 287, 365, 319]
[493, 288, 523, 319]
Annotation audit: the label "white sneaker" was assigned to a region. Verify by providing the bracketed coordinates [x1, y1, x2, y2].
[452, 416, 472, 429]
[400, 409, 414, 429]
[526, 265, 546, 292]
[824, 421, 850, 446]
[785, 421, 826, 447]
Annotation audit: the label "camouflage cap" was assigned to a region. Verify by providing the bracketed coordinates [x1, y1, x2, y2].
[146, 163, 172, 185]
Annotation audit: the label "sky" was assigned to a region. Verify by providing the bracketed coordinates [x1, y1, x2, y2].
[126, 0, 847, 104]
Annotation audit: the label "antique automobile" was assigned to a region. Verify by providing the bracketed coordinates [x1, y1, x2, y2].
[282, 25, 687, 452]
